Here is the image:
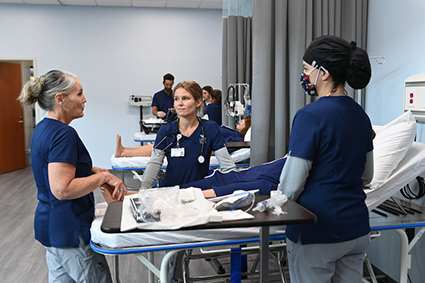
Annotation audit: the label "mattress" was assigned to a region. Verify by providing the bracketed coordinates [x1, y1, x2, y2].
[91, 202, 285, 249]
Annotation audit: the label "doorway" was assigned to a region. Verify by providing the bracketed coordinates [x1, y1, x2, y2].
[0, 58, 37, 173]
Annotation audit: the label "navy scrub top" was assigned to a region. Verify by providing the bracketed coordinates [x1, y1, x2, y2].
[154, 119, 226, 187]
[286, 96, 373, 245]
[31, 118, 94, 248]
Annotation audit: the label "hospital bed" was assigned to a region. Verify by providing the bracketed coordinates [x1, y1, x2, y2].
[96, 111, 425, 283]
[91, 195, 316, 283]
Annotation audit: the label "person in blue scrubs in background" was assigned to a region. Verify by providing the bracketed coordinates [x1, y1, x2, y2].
[18, 70, 126, 283]
[202, 85, 213, 114]
[203, 89, 222, 126]
[278, 35, 374, 283]
[151, 73, 177, 122]
[142, 81, 236, 189]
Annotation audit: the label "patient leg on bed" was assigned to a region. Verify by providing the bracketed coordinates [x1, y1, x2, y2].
[115, 134, 154, 157]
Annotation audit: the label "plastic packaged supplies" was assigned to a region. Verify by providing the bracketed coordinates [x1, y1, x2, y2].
[121, 187, 222, 231]
[253, 191, 288, 215]
[213, 190, 257, 212]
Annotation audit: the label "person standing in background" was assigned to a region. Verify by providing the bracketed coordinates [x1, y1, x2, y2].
[152, 73, 177, 122]
[204, 89, 222, 126]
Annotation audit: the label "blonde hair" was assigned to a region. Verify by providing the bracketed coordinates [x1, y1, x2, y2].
[173, 81, 203, 101]
[18, 70, 78, 111]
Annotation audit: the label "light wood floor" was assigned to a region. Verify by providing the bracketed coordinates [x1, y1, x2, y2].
[0, 167, 286, 283]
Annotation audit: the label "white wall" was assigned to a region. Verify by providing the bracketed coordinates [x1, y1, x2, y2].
[367, 1, 425, 281]
[0, 4, 222, 168]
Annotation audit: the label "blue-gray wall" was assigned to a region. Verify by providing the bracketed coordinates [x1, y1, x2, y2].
[0, 4, 222, 168]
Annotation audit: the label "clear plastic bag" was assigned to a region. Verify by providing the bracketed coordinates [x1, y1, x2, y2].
[134, 186, 219, 229]
[253, 191, 288, 215]
[137, 186, 179, 223]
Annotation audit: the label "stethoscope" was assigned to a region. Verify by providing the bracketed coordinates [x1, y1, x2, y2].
[153, 117, 206, 164]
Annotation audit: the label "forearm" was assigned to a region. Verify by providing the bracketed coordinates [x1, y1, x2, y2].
[49, 162, 126, 201]
[51, 170, 109, 200]
[101, 184, 137, 204]
[152, 106, 158, 116]
[202, 189, 216, 198]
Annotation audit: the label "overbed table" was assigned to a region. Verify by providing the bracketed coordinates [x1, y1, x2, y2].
[97, 195, 316, 283]
[226, 141, 251, 149]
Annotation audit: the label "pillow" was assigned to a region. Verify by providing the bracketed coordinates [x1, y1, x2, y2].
[244, 128, 251, 142]
[371, 111, 417, 189]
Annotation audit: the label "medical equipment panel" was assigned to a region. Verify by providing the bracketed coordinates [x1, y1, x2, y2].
[129, 94, 152, 107]
[404, 74, 425, 122]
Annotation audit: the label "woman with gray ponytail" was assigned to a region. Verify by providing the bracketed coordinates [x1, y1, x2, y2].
[19, 70, 126, 282]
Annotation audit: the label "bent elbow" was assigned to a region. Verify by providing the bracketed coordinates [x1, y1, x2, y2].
[50, 187, 69, 201]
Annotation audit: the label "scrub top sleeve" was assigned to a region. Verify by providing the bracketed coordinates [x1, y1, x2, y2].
[288, 110, 320, 161]
[213, 179, 278, 197]
[49, 128, 79, 166]
[151, 93, 159, 107]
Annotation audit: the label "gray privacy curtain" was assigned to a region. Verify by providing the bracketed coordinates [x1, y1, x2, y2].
[250, 0, 369, 166]
[222, 15, 252, 128]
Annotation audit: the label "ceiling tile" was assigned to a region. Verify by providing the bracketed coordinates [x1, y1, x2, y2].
[166, 0, 200, 9]
[0, 0, 25, 3]
[23, 0, 61, 4]
[95, 0, 131, 6]
[60, 0, 97, 6]
[131, 0, 166, 8]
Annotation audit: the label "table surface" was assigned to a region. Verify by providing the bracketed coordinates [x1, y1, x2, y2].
[225, 141, 250, 149]
[101, 195, 316, 233]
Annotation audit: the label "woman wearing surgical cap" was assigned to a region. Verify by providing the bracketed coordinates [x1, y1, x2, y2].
[277, 35, 374, 282]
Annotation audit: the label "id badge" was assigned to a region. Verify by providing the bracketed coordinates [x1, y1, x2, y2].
[171, 147, 185, 157]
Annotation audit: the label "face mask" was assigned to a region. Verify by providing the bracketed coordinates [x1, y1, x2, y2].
[300, 67, 319, 96]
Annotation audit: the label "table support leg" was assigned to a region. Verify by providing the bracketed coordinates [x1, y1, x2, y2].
[148, 252, 154, 283]
[259, 226, 269, 283]
[113, 255, 120, 283]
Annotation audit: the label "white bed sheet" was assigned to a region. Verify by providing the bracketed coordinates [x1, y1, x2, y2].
[134, 132, 157, 142]
[365, 141, 425, 210]
[110, 148, 250, 169]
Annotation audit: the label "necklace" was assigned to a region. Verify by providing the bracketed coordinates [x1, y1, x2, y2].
[327, 88, 348, 97]
[326, 88, 337, 97]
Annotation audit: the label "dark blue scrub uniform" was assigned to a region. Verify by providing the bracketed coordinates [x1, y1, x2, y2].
[31, 118, 94, 247]
[154, 119, 226, 187]
[286, 96, 373, 245]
